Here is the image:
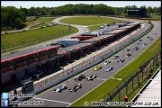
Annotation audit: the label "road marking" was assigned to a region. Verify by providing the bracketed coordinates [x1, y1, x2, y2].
[96, 78, 107, 81]
[33, 97, 71, 105]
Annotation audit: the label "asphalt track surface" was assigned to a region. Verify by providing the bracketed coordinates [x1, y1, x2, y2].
[2, 16, 88, 56]
[18, 20, 161, 107]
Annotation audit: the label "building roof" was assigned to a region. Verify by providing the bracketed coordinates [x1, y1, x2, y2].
[1, 45, 60, 61]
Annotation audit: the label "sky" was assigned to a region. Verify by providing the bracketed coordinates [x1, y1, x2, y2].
[1, 1, 161, 8]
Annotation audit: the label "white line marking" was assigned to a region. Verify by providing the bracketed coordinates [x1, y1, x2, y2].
[96, 78, 106, 81]
[33, 97, 71, 105]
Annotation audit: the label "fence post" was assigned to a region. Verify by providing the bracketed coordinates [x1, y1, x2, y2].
[141, 67, 143, 80]
[117, 86, 120, 102]
[132, 76, 134, 91]
[123, 80, 127, 96]
[108, 93, 112, 102]
[137, 71, 140, 86]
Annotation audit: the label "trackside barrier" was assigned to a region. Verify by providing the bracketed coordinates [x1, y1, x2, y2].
[18, 22, 152, 102]
[100, 52, 161, 106]
[127, 67, 161, 107]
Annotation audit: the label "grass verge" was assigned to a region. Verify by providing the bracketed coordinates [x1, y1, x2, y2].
[70, 35, 161, 107]
[1, 25, 78, 54]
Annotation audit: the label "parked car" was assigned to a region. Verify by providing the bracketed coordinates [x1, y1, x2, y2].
[105, 66, 113, 72]
[74, 74, 86, 81]
[54, 84, 67, 93]
[117, 59, 125, 63]
[103, 60, 111, 65]
[113, 55, 119, 60]
[94, 65, 102, 71]
[86, 74, 97, 81]
[18, 76, 32, 85]
[126, 53, 131, 57]
[69, 83, 82, 92]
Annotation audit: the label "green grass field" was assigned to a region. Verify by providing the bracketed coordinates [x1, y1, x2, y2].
[70, 36, 161, 107]
[61, 16, 122, 25]
[36, 17, 58, 22]
[150, 15, 161, 19]
[88, 24, 104, 31]
[25, 17, 58, 28]
[1, 25, 78, 52]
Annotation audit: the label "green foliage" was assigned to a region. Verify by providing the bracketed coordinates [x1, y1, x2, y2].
[1, 6, 26, 30]
[49, 4, 115, 16]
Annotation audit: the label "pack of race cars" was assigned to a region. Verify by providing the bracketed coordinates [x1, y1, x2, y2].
[54, 73, 97, 93]
[54, 40, 148, 93]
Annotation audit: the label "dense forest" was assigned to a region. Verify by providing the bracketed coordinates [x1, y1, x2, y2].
[1, 4, 161, 30]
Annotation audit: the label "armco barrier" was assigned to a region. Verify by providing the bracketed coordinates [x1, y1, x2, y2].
[18, 22, 152, 102]
[127, 67, 161, 107]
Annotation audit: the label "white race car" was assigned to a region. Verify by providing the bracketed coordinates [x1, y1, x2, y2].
[86, 74, 97, 81]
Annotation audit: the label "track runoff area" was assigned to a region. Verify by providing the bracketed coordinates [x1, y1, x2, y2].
[17, 21, 160, 107]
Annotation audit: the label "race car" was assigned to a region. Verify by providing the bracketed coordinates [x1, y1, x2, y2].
[124, 48, 130, 52]
[105, 66, 113, 72]
[126, 53, 131, 57]
[113, 55, 119, 60]
[117, 59, 125, 63]
[54, 84, 67, 93]
[69, 83, 82, 92]
[133, 47, 139, 51]
[86, 74, 97, 81]
[94, 65, 102, 71]
[103, 60, 111, 65]
[74, 74, 86, 81]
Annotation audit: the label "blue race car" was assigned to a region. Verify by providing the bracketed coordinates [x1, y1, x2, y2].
[117, 59, 125, 63]
[105, 66, 113, 72]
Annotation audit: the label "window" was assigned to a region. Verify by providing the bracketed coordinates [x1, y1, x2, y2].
[1, 62, 13, 73]
[48, 49, 57, 58]
[39, 52, 48, 61]
[29, 55, 38, 64]
[16, 58, 27, 69]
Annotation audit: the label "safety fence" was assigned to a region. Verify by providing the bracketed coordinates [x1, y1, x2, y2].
[101, 51, 161, 105]
[1, 25, 73, 53]
[31, 22, 152, 92]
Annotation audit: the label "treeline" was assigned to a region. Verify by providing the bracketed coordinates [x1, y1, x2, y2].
[1, 6, 27, 30]
[1, 4, 161, 30]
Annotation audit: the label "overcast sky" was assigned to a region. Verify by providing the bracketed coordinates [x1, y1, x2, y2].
[1, 1, 161, 8]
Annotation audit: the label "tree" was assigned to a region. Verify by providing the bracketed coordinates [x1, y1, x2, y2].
[124, 5, 132, 16]
[140, 5, 146, 9]
[147, 6, 153, 16]
[15, 18, 24, 29]
[1, 6, 26, 30]
[20, 8, 29, 16]
[29, 7, 36, 16]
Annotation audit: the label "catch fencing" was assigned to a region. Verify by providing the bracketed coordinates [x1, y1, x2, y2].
[102, 51, 161, 104]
